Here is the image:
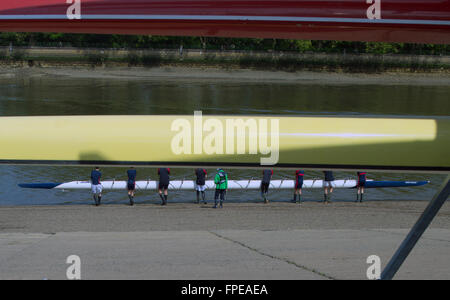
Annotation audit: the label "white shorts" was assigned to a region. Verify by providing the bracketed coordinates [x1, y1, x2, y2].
[195, 185, 206, 192]
[91, 184, 103, 194]
[323, 181, 334, 188]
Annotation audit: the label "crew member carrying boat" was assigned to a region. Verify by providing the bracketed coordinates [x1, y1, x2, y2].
[261, 169, 273, 203]
[195, 168, 208, 204]
[323, 171, 335, 203]
[214, 168, 228, 208]
[293, 170, 305, 204]
[127, 167, 137, 206]
[158, 168, 170, 205]
[91, 166, 102, 206]
[356, 171, 367, 202]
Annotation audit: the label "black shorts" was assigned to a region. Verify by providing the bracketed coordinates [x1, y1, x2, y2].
[357, 180, 366, 187]
[159, 182, 169, 190]
[295, 180, 304, 189]
[127, 182, 135, 191]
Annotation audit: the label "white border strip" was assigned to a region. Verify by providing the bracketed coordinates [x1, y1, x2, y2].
[0, 14, 449, 26]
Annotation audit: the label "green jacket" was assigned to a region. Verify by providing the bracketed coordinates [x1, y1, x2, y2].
[214, 170, 228, 190]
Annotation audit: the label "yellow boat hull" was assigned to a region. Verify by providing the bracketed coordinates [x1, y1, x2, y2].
[0, 115, 448, 172]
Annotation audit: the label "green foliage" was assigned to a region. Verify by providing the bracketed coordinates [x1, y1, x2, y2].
[231, 53, 449, 73]
[0, 32, 30, 46]
[365, 42, 402, 54]
[291, 40, 313, 52]
[1, 32, 450, 55]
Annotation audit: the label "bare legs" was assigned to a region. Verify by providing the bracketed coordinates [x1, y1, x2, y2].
[356, 186, 365, 202]
[324, 185, 333, 203]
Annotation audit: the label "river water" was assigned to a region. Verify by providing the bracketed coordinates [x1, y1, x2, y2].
[0, 69, 448, 205]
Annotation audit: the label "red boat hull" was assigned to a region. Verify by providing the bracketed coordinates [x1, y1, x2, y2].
[1, 1, 449, 44]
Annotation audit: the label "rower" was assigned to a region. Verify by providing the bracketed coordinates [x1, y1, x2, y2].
[323, 171, 335, 203]
[158, 168, 170, 205]
[195, 168, 208, 204]
[293, 170, 304, 204]
[261, 169, 273, 203]
[127, 167, 137, 205]
[356, 171, 367, 202]
[90, 166, 102, 206]
[214, 168, 228, 208]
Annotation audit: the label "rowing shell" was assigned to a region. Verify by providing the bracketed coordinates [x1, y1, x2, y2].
[18, 180, 429, 190]
[1, 116, 450, 172]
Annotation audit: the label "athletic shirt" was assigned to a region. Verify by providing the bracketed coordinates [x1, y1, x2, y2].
[91, 170, 101, 185]
[158, 168, 170, 185]
[216, 170, 228, 188]
[324, 171, 334, 181]
[127, 169, 137, 183]
[295, 170, 305, 182]
[262, 169, 273, 184]
[357, 172, 367, 182]
[195, 168, 207, 185]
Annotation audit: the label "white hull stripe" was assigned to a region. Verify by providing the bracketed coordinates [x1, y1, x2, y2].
[55, 179, 357, 190]
[0, 15, 449, 26]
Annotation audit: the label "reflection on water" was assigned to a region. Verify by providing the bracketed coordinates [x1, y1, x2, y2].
[0, 73, 448, 205]
[1, 75, 450, 117]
